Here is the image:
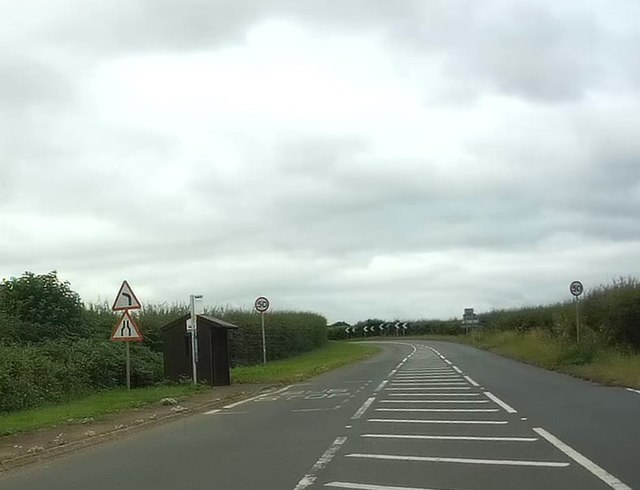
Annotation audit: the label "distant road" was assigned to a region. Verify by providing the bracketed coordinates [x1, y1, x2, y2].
[1, 341, 638, 490]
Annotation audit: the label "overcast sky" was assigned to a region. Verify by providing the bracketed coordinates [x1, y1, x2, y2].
[2, 1, 639, 323]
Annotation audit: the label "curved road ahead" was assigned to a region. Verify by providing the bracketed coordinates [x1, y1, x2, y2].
[1, 341, 638, 490]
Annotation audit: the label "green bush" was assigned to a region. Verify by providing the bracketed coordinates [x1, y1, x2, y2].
[224, 310, 327, 365]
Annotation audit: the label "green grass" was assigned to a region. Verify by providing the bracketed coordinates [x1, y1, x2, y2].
[0, 342, 381, 436]
[0, 384, 204, 436]
[433, 330, 640, 389]
[231, 341, 381, 384]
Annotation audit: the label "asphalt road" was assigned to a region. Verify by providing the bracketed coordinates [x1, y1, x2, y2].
[1, 340, 638, 490]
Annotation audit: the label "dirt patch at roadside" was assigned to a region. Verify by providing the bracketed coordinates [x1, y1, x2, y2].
[0, 383, 276, 472]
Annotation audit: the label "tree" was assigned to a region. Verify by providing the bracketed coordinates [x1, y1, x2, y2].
[0, 271, 85, 342]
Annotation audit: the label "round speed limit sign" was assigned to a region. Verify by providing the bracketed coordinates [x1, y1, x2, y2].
[569, 281, 584, 297]
[255, 296, 270, 313]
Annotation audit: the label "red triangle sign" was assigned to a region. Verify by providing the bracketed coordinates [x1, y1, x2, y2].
[112, 281, 142, 311]
[111, 311, 144, 342]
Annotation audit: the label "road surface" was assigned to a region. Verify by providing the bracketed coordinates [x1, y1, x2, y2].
[1, 340, 638, 489]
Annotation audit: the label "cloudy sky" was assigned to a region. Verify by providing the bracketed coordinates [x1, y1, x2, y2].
[2, 1, 639, 323]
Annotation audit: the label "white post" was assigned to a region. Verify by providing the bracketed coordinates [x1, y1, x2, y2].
[261, 312, 267, 365]
[190, 294, 203, 385]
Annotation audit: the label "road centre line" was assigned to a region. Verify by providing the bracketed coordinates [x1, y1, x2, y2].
[362, 434, 538, 442]
[375, 408, 499, 412]
[533, 427, 632, 490]
[345, 453, 569, 468]
[293, 436, 348, 490]
[368, 418, 508, 425]
[325, 482, 444, 490]
[463, 375, 480, 387]
[374, 380, 388, 393]
[352, 397, 377, 419]
[484, 392, 518, 413]
[379, 399, 489, 404]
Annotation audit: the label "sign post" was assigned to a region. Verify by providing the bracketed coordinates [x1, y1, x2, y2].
[570, 281, 584, 342]
[111, 283, 143, 390]
[189, 295, 203, 385]
[255, 296, 270, 364]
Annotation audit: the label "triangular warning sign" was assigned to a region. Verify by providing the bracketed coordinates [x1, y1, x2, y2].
[111, 311, 144, 341]
[112, 280, 142, 311]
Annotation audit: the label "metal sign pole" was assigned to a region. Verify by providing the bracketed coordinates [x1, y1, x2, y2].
[189, 294, 203, 386]
[261, 312, 267, 365]
[576, 297, 580, 343]
[125, 342, 131, 390]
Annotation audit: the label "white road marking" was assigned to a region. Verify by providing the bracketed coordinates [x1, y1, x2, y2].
[346, 453, 569, 467]
[379, 400, 489, 404]
[452, 366, 463, 374]
[352, 397, 376, 419]
[325, 482, 448, 490]
[444, 359, 453, 365]
[386, 387, 471, 391]
[533, 427, 632, 490]
[368, 418, 508, 425]
[390, 383, 469, 386]
[375, 408, 499, 413]
[293, 436, 347, 490]
[206, 385, 293, 412]
[362, 434, 538, 442]
[374, 380, 389, 393]
[463, 375, 480, 387]
[387, 393, 480, 397]
[484, 392, 517, 413]
[626, 388, 640, 395]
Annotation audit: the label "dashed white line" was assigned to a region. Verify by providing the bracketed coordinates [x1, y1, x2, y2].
[361, 434, 538, 442]
[293, 436, 347, 490]
[374, 380, 389, 393]
[533, 427, 632, 490]
[463, 375, 480, 387]
[352, 397, 376, 419]
[452, 366, 463, 374]
[444, 359, 453, 365]
[205, 385, 293, 413]
[346, 453, 568, 467]
[626, 388, 640, 395]
[368, 418, 508, 425]
[484, 392, 517, 413]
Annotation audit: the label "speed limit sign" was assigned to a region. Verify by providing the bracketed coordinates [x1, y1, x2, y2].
[569, 281, 584, 297]
[255, 296, 270, 313]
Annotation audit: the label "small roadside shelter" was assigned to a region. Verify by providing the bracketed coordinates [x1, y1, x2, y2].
[161, 314, 238, 386]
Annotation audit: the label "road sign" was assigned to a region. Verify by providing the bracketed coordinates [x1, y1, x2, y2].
[111, 311, 143, 341]
[255, 296, 270, 313]
[570, 281, 584, 297]
[112, 281, 141, 311]
[363, 326, 369, 333]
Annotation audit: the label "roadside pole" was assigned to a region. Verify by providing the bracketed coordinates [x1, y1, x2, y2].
[570, 281, 584, 343]
[189, 294, 203, 385]
[255, 296, 270, 365]
[125, 342, 131, 390]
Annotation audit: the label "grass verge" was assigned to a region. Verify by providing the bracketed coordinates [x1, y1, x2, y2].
[231, 341, 381, 384]
[409, 330, 640, 389]
[0, 384, 204, 436]
[1, 342, 381, 436]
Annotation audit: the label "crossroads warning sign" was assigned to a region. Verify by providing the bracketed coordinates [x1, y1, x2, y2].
[111, 310, 143, 342]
